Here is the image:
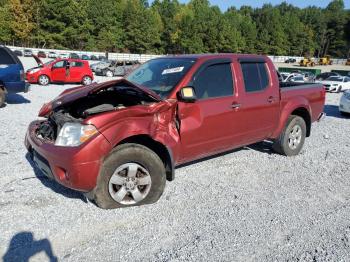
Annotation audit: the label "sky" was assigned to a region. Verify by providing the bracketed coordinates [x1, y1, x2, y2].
[172, 0, 350, 10]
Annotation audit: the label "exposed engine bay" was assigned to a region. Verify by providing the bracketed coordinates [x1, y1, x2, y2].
[36, 83, 157, 141]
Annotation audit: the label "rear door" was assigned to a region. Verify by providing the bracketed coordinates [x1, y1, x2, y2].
[238, 59, 280, 143]
[68, 61, 84, 82]
[178, 59, 247, 162]
[51, 60, 67, 82]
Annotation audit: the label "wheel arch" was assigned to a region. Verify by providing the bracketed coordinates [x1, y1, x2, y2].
[291, 107, 311, 137]
[116, 135, 175, 182]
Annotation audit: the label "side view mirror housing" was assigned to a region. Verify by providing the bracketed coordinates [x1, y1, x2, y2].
[178, 86, 197, 103]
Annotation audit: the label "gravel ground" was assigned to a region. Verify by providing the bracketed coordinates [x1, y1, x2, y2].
[1, 58, 350, 261]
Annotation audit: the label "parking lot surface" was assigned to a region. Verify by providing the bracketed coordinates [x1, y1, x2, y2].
[0, 59, 350, 261]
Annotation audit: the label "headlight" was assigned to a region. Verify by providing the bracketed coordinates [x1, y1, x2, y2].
[332, 83, 339, 86]
[28, 68, 40, 74]
[55, 123, 98, 147]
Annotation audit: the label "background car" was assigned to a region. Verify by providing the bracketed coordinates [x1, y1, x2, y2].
[320, 76, 350, 92]
[98, 55, 107, 61]
[285, 58, 296, 63]
[37, 51, 46, 58]
[0, 46, 28, 107]
[90, 55, 98, 61]
[23, 49, 33, 57]
[97, 60, 141, 77]
[91, 60, 113, 73]
[81, 54, 90, 60]
[48, 51, 57, 58]
[339, 90, 350, 116]
[69, 53, 80, 59]
[26, 55, 93, 86]
[59, 53, 69, 59]
[13, 50, 23, 56]
[315, 72, 340, 81]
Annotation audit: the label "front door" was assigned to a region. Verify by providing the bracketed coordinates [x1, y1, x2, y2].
[51, 60, 67, 82]
[178, 61, 246, 163]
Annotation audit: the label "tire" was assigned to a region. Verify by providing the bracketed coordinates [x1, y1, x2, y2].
[337, 86, 342, 93]
[82, 76, 92, 85]
[0, 88, 5, 108]
[38, 75, 50, 86]
[272, 115, 306, 156]
[92, 143, 166, 209]
[105, 70, 113, 77]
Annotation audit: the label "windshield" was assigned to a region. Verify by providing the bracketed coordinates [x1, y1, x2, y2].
[327, 76, 343, 82]
[126, 58, 196, 99]
[45, 60, 54, 66]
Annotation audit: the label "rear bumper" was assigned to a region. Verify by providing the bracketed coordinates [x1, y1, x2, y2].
[4, 81, 28, 93]
[25, 120, 112, 192]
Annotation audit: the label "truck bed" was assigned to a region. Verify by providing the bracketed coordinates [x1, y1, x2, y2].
[280, 82, 325, 122]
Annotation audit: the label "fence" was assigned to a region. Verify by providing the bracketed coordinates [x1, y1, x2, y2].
[6, 46, 349, 65]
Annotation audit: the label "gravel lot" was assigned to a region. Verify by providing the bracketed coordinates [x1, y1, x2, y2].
[0, 58, 350, 261]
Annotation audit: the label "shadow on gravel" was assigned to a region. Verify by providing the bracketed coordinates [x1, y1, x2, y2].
[5, 93, 30, 104]
[25, 153, 88, 203]
[324, 104, 349, 119]
[177, 141, 273, 169]
[3, 231, 57, 262]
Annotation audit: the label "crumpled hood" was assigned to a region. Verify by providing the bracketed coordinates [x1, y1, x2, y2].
[51, 79, 161, 110]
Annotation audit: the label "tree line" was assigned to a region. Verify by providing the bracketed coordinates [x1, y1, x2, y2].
[0, 0, 349, 57]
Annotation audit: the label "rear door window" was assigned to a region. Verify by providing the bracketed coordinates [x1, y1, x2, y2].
[0, 48, 16, 65]
[71, 61, 83, 67]
[193, 63, 234, 100]
[241, 62, 269, 92]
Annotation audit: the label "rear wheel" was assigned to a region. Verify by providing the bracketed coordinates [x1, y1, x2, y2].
[273, 115, 306, 156]
[82, 76, 92, 85]
[0, 88, 5, 107]
[92, 143, 166, 209]
[105, 70, 113, 77]
[38, 75, 49, 86]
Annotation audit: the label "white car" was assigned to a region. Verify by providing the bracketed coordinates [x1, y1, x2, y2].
[59, 53, 69, 59]
[339, 90, 350, 115]
[320, 76, 350, 93]
[282, 73, 305, 83]
[48, 51, 57, 58]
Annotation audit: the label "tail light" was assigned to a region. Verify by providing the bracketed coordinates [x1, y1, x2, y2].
[20, 69, 25, 81]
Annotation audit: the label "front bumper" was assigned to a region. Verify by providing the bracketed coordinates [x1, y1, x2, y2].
[339, 96, 350, 113]
[25, 120, 112, 192]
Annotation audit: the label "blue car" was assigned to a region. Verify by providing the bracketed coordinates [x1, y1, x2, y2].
[0, 46, 29, 107]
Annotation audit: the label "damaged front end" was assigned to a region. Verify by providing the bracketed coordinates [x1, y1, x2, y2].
[35, 79, 163, 144]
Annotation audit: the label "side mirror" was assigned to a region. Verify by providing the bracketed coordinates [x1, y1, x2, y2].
[178, 86, 196, 103]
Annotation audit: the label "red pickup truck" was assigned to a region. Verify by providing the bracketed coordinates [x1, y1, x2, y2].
[25, 54, 325, 209]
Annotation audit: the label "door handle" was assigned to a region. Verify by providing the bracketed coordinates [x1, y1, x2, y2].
[267, 96, 275, 103]
[231, 103, 241, 109]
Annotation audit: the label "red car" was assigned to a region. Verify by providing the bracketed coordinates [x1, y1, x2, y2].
[25, 54, 325, 209]
[26, 55, 93, 86]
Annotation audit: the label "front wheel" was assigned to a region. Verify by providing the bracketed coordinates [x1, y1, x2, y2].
[92, 143, 166, 209]
[337, 86, 342, 93]
[38, 75, 50, 86]
[82, 76, 92, 85]
[273, 115, 306, 156]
